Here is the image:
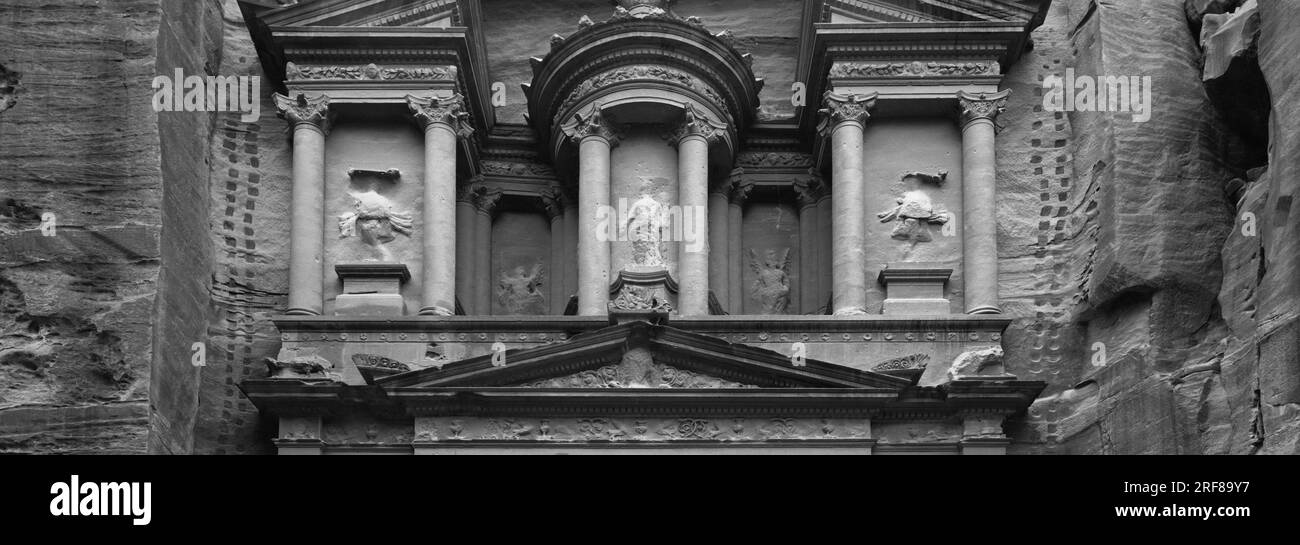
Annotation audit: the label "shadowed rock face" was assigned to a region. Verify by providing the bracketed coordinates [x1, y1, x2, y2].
[999, 0, 1300, 455]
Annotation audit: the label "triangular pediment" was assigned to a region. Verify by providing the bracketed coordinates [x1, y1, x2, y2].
[378, 321, 911, 390]
[822, 0, 1046, 24]
[250, 0, 461, 28]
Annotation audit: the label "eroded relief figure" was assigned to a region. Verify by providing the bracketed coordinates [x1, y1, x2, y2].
[626, 194, 666, 268]
[877, 172, 950, 243]
[338, 191, 413, 261]
[497, 261, 547, 314]
[749, 248, 791, 314]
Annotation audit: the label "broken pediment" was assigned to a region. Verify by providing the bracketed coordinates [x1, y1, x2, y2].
[820, 0, 1047, 24]
[252, 0, 461, 28]
[378, 321, 911, 390]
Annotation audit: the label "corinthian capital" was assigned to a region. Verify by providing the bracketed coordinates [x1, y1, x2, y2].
[274, 92, 332, 132]
[817, 91, 877, 135]
[793, 174, 828, 208]
[407, 93, 474, 138]
[667, 103, 727, 146]
[957, 89, 1011, 128]
[560, 104, 623, 147]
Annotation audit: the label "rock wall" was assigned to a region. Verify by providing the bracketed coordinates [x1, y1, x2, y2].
[0, 0, 165, 453]
[1002, 0, 1299, 455]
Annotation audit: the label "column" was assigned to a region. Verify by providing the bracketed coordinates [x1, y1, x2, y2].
[274, 93, 332, 316]
[543, 185, 566, 315]
[562, 190, 579, 312]
[794, 176, 823, 315]
[727, 175, 753, 314]
[408, 94, 473, 316]
[561, 106, 620, 316]
[958, 90, 1010, 315]
[818, 92, 876, 316]
[473, 188, 502, 315]
[669, 104, 726, 316]
[811, 191, 832, 313]
[707, 179, 732, 312]
[455, 181, 480, 314]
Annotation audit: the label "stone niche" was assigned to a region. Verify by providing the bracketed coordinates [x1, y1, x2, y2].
[740, 199, 801, 315]
[862, 118, 964, 314]
[324, 108, 427, 316]
[609, 125, 680, 280]
[491, 209, 553, 315]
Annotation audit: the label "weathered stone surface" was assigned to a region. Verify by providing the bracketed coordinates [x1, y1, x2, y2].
[1199, 0, 1269, 158]
[947, 346, 1008, 381]
[0, 0, 166, 454]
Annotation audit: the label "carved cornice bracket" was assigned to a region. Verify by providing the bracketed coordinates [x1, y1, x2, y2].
[817, 91, 878, 135]
[275, 92, 334, 133]
[406, 93, 475, 139]
[957, 89, 1011, 130]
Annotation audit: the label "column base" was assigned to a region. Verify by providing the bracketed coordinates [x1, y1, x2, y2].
[833, 308, 868, 317]
[966, 305, 1002, 315]
[285, 308, 322, 316]
[418, 306, 455, 317]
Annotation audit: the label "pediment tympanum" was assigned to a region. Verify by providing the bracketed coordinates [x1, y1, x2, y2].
[378, 321, 910, 390]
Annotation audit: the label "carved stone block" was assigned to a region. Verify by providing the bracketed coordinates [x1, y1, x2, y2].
[877, 266, 952, 315]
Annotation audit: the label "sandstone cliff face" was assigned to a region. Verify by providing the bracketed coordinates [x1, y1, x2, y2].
[0, 0, 227, 454]
[1002, 0, 1300, 455]
[0, 0, 166, 453]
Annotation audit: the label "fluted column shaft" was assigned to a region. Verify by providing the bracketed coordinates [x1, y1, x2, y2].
[819, 92, 877, 316]
[275, 93, 331, 316]
[408, 94, 473, 316]
[958, 90, 1009, 315]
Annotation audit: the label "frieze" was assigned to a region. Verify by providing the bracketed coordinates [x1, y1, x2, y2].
[828, 61, 1000, 79]
[480, 160, 557, 179]
[557, 65, 728, 123]
[412, 417, 871, 442]
[285, 62, 457, 81]
[736, 151, 815, 169]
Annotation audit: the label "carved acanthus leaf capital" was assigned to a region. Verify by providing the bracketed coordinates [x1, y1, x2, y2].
[473, 186, 505, 215]
[274, 92, 332, 132]
[561, 105, 623, 147]
[667, 103, 727, 146]
[817, 91, 877, 135]
[729, 179, 756, 205]
[540, 183, 566, 220]
[957, 89, 1011, 128]
[407, 93, 474, 138]
[793, 176, 828, 208]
